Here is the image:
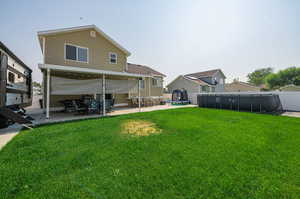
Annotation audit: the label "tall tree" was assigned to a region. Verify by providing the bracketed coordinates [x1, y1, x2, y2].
[247, 68, 273, 86]
[32, 81, 42, 95]
[265, 67, 300, 89]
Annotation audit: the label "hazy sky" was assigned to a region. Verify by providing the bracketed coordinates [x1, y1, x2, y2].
[1, 0, 300, 84]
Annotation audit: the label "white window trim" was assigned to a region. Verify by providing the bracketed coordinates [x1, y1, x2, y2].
[64, 43, 89, 63]
[109, 52, 117, 64]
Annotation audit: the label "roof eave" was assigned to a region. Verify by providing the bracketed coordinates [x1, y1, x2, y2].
[39, 63, 150, 78]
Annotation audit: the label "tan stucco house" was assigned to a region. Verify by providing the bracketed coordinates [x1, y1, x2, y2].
[37, 25, 165, 118]
[225, 81, 260, 92]
[166, 69, 226, 100]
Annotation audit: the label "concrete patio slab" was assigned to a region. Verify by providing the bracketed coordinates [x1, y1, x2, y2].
[281, 111, 300, 118]
[30, 104, 197, 126]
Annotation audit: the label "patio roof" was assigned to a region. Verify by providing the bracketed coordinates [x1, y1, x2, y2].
[39, 63, 151, 78]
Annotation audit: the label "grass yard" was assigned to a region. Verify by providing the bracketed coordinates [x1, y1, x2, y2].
[0, 108, 300, 198]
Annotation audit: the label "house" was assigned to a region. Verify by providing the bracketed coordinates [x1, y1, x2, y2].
[225, 81, 260, 92]
[279, 84, 300, 92]
[166, 69, 226, 99]
[37, 25, 165, 118]
[0, 41, 33, 127]
[0, 41, 32, 109]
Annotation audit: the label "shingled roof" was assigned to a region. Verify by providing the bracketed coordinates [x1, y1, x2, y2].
[183, 76, 209, 85]
[126, 63, 166, 77]
[185, 69, 224, 79]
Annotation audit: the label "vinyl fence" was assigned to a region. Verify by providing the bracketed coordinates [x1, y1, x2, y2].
[190, 91, 300, 112]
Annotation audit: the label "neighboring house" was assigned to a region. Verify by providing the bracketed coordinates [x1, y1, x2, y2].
[37, 25, 165, 117]
[0, 41, 32, 108]
[225, 81, 260, 92]
[279, 84, 300, 92]
[166, 69, 226, 97]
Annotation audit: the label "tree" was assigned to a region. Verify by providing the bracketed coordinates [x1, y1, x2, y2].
[265, 67, 300, 89]
[247, 68, 273, 86]
[32, 81, 42, 95]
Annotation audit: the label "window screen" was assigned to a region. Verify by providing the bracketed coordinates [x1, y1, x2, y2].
[140, 79, 145, 89]
[109, 53, 117, 64]
[8, 72, 15, 83]
[152, 78, 157, 86]
[65, 45, 77, 61]
[152, 77, 162, 87]
[78, 47, 88, 62]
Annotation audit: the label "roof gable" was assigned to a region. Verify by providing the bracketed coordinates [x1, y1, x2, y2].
[166, 75, 209, 88]
[37, 25, 131, 56]
[126, 63, 166, 77]
[185, 69, 226, 79]
[0, 41, 32, 72]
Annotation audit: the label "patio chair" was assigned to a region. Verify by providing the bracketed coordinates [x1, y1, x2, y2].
[60, 100, 75, 112]
[87, 99, 100, 114]
[98, 99, 114, 113]
[73, 99, 88, 113]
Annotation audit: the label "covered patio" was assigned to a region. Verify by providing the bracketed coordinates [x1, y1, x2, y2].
[40, 64, 152, 119]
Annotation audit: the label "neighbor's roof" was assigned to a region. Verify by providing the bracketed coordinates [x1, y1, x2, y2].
[226, 81, 259, 88]
[0, 41, 32, 72]
[37, 24, 131, 56]
[126, 63, 166, 77]
[166, 75, 210, 87]
[183, 76, 209, 86]
[185, 69, 225, 78]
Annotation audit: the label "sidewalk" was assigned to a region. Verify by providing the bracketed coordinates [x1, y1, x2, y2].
[0, 124, 22, 150]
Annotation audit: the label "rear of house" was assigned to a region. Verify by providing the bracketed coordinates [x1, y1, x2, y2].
[38, 25, 165, 117]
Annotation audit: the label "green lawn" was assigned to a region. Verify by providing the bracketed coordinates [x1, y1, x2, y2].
[0, 108, 300, 198]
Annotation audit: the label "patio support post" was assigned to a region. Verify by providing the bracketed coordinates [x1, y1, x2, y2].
[149, 77, 151, 97]
[46, 68, 50, 119]
[102, 74, 106, 116]
[138, 78, 141, 112]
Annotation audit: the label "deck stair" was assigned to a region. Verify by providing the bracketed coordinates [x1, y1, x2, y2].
[0, 107, 32, 127]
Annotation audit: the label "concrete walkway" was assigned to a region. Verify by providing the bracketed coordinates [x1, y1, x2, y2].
[0, 124, 22, 150]
[109, 104, 196, 116]
[281, 111, 300, 118]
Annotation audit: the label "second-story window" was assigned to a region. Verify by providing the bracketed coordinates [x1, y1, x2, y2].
[65, 44, 88, 63]
[109, 52, 117, 64]
[152, 77, 162, 87]
[8, 72, 15, 83]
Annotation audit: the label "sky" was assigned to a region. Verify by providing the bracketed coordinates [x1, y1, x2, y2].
[1, 0, 300, 85]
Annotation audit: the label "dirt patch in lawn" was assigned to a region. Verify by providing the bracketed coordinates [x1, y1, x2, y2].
[121, 120, 161, 136]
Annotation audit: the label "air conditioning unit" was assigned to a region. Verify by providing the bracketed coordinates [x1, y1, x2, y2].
[90, 31, 96, 38]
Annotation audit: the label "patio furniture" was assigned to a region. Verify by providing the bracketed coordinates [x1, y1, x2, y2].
[131, 98, 138, 107]
[73, 99, 88, 113]
[98, 99, 115, 113]
[60, 100, 76, 112]
[87, 99, 100, 114]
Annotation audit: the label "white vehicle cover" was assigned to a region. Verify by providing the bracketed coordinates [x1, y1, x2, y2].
[51, 76, 138, 95]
